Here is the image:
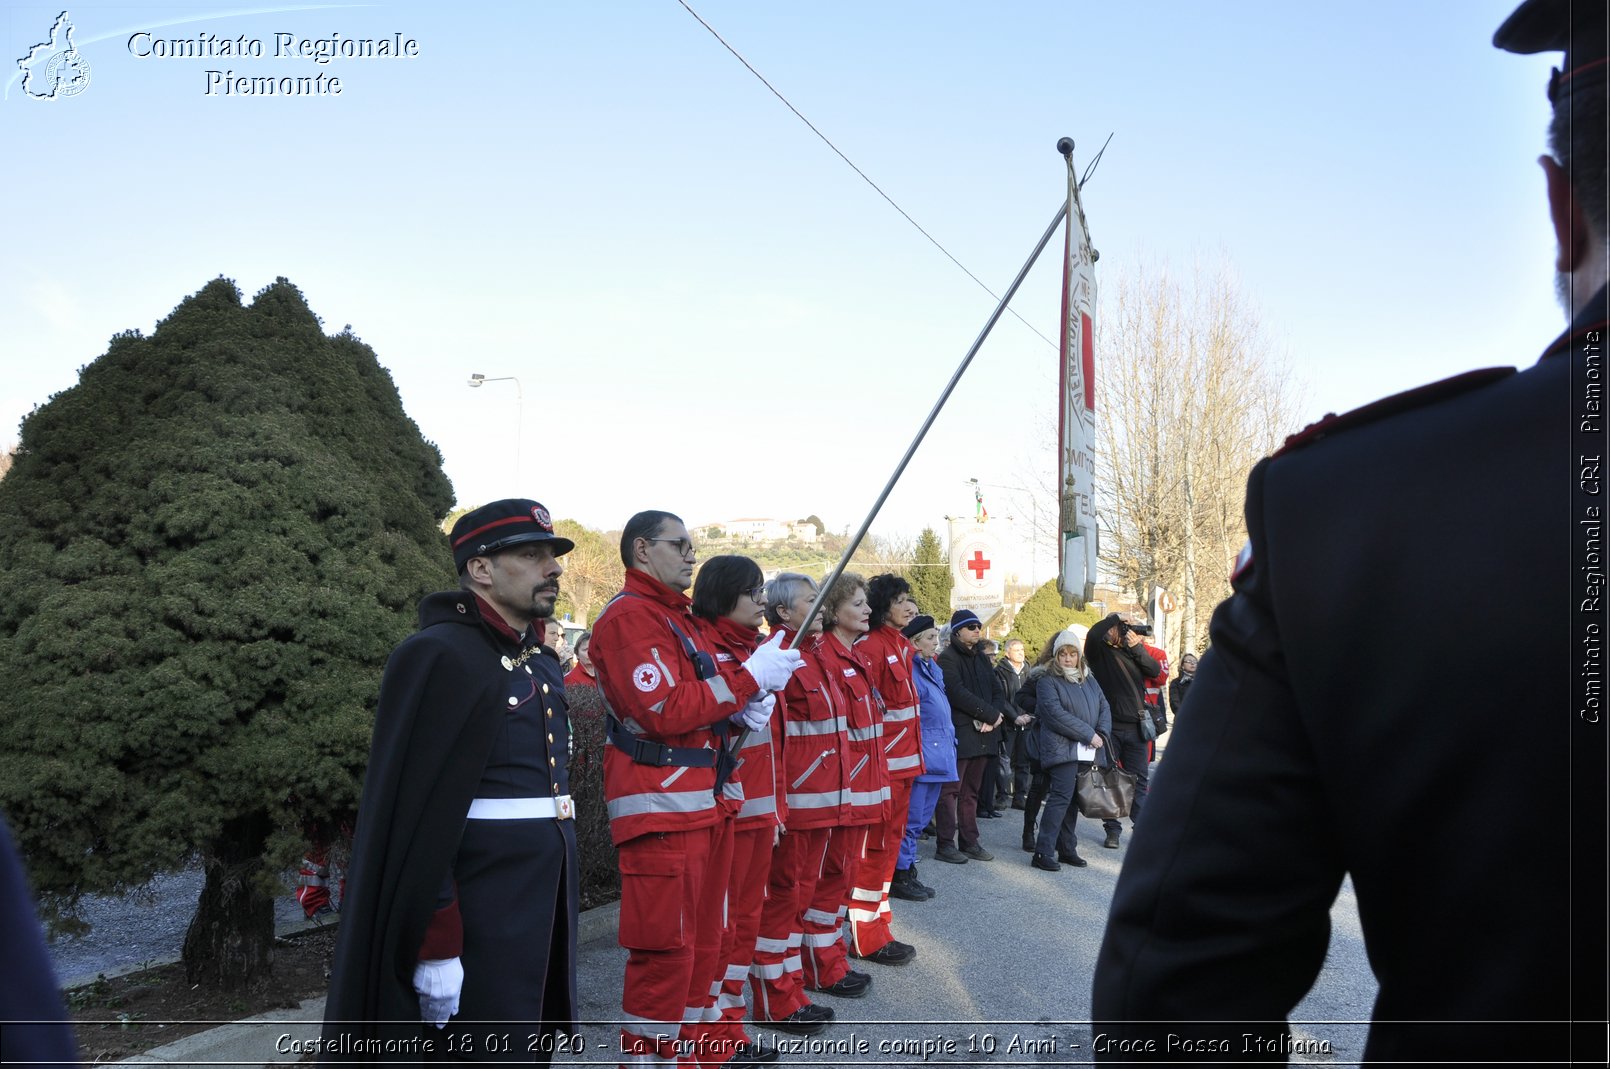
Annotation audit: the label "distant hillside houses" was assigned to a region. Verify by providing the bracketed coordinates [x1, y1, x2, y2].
[698, 517, 820, 544]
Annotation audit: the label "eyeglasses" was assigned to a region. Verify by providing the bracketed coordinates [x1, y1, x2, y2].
[745, 585, 767, 602]
[644, 537, 696, 559]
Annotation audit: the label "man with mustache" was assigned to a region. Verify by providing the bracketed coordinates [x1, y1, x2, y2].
[324, 499, 580, 1064]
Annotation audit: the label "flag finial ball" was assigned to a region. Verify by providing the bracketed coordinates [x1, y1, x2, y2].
[1056, 137, 1074, 157]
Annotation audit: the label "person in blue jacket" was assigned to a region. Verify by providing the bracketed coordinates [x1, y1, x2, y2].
[895, 614, 958, 897]
[1030, 632, 1111, 871]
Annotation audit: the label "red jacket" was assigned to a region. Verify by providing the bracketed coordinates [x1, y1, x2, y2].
[696, 615, 785, 831]
[1142, 643, 1170, 709]
[591, 569, 760, 845]
[813, 630, 888, 827]
[563, 662, 596, 688]
[775, 628, 849, 831]
[855, 625, 924, 781]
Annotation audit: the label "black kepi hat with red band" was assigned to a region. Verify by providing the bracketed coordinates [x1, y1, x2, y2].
[450, 499, 575, 572]
[1494, 0, 1607, 105]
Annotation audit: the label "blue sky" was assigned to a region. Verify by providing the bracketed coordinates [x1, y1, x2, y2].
[1, 1, 1562, 580]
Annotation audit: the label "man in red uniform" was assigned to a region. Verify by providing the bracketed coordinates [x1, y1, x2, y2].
[846, 574, 926, 961]
[590, 512, 801, 1069]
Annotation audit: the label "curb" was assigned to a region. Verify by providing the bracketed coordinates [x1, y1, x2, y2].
[111, 902, 620, 1066]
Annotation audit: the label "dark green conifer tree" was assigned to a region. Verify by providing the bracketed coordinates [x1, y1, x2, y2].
[0, 277, 455, 987]
[905, 526, 954, 619]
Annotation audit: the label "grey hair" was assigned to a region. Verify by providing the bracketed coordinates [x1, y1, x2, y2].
[763, 572, 818, 629]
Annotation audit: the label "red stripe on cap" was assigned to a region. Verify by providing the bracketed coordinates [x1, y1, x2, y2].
[452, 514, 531, 548]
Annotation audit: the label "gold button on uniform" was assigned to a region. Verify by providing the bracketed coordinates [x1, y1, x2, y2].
[548, 757, 556, 767]
[547, 733, 554, 744]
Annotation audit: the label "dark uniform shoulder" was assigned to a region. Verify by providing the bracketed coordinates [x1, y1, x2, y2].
[1272, 367, 1516, 458]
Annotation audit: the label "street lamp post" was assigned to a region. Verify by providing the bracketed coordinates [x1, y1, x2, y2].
[467, 373, 524, 485]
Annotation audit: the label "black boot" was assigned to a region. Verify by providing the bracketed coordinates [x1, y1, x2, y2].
[907, 863, 936, 898]
[889, 867, 929, 902]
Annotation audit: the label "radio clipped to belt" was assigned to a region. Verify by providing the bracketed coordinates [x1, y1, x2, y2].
[603, 595, 737, 795]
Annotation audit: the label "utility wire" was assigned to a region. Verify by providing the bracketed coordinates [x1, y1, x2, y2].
[675, 0, 1059, 351]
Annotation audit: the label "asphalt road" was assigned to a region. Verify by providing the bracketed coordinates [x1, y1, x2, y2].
[46, 866, 312, 988]
[562, 797, 1379, 1068]
[46, 755, 1380, 1065]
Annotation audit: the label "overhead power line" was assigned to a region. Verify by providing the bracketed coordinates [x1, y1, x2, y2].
[675, 0, 1059, 351]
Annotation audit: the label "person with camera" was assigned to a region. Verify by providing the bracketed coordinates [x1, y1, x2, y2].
[1082, 614, 1160, 849]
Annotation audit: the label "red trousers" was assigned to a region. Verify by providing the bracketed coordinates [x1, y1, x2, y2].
[846, 779, 914, 955]
[708, 825, 775, 1050]
[616, 819, 733, 1069]
[748, 826, 826, 1023]
[803, 824, 864, 991]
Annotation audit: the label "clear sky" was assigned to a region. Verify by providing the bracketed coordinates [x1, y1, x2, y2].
[1, 1, 1563, 583]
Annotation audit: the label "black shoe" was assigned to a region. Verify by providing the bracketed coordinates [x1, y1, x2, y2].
[934, 843, 968, 864]
[960, 843, 994, 861]
[889, 871, 929, 901]
[813, 971, 873, 998]
[853, 940, 915, 966]
[1103, 831, 1121, 849]
[1009, 800, 1027, 810]
[1021, 833, 1037, 853]
[1031, 853, 1061, 872]
[907, 864, 936, 898]
[1058, 851, 1089, 867]
[764, 1003, 834, 1034]
[727, 1040, 782, 1066]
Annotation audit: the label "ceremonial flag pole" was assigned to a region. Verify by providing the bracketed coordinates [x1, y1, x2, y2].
[1057, 136, 1101, 608]
[732, 140, 1079, 752]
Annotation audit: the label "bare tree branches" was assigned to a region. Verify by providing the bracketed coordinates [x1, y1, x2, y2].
[1095, 259, 1303, 657]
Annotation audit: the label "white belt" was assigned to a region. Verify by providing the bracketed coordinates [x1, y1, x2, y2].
[466, 796, 574, 821]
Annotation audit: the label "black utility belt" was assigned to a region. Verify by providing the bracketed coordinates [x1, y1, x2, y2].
[607, 716, 717, 769]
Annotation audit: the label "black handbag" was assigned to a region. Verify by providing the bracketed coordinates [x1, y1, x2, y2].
[1075, 732, 1136, 820]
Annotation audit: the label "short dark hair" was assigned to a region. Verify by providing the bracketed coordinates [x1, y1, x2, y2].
[619, 510, 682, 568]
[866, 573, 913, 630]
[1551, 83, 1609, 237]
[691, 555, 764, 622]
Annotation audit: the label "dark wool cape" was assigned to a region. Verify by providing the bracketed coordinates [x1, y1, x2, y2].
[321, 591, 578, 1061]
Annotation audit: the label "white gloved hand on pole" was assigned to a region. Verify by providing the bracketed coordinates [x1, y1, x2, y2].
[731, 692, 776, 733]
[742, 631, 804, 692]
[413, 957, 463, 1029]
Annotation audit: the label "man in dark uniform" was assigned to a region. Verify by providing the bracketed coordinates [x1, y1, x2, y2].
[323, 499, 579, 1064]
[1092, 2, 1608, 1063]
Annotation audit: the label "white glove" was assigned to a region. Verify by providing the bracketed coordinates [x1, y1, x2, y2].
[732, 693, 776, 733]
[413, 957, 463, 1029]
[742, 632, 804, 692]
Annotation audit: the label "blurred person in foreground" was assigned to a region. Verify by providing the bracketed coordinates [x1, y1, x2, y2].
[1092, 2, 1608, 1062]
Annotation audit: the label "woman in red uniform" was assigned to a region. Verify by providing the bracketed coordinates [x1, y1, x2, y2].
[807, 573, 893, 993]
[844, 573, 925, 963]
[690, 556, 781, 1066]
[748, 573, 858, 1033]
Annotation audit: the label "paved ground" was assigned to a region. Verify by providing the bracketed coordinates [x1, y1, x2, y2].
[51, 744, 1382, 1066]
[562, 796, 1379, 1068]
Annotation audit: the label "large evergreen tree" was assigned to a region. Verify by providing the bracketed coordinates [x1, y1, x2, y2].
[1006, 580, 1101, 661]
[905, 526, 953, 620]
[0, 277, 455, 987]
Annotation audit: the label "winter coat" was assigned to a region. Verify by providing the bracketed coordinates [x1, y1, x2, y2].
[912, 654, 959, 783]
[937, 635, 1011, 759]
[1035, 671, 1112, 769]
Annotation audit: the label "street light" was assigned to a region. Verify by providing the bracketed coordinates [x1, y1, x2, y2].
[467, 373, 524, 485]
